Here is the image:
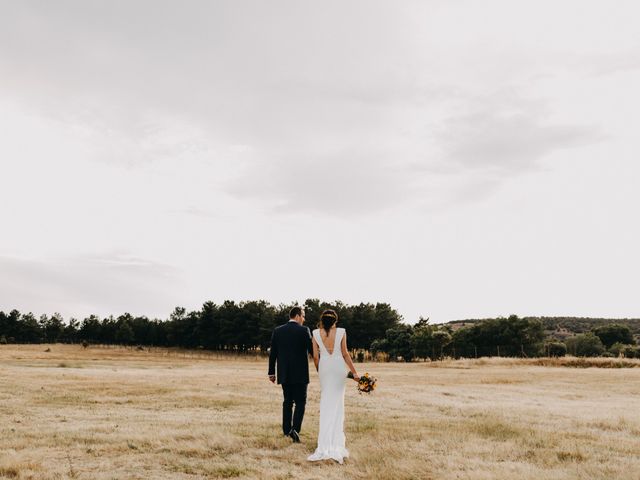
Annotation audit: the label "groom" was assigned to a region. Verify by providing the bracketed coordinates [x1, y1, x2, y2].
[268, 306, 313, 443]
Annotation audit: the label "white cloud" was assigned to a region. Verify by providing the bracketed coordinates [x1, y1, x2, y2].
[437, 93, 603, 174]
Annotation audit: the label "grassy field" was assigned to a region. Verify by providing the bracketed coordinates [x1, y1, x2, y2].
[1, 345, 639, 480]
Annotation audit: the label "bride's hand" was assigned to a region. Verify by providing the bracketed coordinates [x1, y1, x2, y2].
[352, 374, 360, 382]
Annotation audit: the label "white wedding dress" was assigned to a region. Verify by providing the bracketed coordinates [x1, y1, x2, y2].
[307, 327, 350, 464]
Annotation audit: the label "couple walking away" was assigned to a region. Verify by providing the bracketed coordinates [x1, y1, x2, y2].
[268, 306, 360, 464]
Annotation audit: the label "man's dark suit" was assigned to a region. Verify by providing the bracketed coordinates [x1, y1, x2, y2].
[268, 321, 313, 435]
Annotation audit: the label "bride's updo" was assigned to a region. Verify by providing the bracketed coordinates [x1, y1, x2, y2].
[320, 309, 338, 335]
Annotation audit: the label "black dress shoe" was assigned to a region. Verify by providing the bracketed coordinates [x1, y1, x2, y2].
[288, 429, 300, 443]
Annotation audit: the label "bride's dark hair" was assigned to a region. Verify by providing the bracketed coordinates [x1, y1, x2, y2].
[320, 309, 338, 335]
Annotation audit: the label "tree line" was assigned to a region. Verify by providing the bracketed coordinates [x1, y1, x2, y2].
[2, 304, 638, 360]
[0, 299, 402, 351]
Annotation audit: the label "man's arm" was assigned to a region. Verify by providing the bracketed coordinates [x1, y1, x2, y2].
[306, 327, 313, 356]
[268, 329, 277, 382]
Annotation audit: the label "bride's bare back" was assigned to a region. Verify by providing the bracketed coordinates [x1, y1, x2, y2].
[318, 326, 338, 354]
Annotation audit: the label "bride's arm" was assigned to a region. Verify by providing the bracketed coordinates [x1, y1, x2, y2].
[312, 336, 320, 372]
[340, 332, 359, 381]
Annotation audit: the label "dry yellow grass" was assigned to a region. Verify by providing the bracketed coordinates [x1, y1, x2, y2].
[1, 345, 640, 480]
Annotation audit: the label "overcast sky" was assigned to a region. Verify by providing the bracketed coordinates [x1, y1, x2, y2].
[1, 1, 639, 324]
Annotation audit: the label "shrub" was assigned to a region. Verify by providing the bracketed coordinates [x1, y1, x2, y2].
[369, 338, 388, 355]
[566, 333, 605, 357]
[0, 335, 7, 345]
[609, 342, 631, 357]
[622, 345, 640, 358]
[545, 342, 567, 357]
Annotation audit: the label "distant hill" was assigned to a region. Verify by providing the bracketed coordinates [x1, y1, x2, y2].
[444, 317, 640, 342]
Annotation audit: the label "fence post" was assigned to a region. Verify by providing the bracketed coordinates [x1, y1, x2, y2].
[497, 345, 500, 357]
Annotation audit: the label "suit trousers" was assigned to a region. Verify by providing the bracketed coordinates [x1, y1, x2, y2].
[281, 383, 307, 435]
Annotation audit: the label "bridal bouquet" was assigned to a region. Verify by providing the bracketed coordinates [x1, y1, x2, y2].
[348, 371, 377, 394]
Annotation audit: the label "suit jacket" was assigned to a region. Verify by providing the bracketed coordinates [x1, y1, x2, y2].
[268, 321, 313, 385]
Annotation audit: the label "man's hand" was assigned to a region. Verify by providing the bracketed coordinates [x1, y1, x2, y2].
[268, 375, 276, 383]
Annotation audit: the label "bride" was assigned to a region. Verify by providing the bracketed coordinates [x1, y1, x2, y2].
[307, 309, 360, 464]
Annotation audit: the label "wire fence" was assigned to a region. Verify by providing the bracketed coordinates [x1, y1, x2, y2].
[9, 341, 627, 361]
[84, 343, 553, 362]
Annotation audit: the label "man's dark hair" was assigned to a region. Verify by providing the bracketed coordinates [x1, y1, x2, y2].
[289, 306, 303, 319]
